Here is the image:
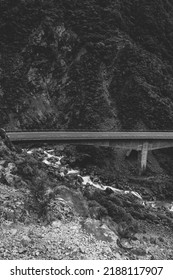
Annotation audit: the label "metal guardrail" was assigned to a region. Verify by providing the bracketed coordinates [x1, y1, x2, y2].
[6, 129, 173, 132]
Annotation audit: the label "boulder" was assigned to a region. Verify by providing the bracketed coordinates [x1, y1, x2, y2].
[119, 239, 133, 249]
[82, 218, 119, 244]
[131, 247, 147, 256]
[21, 236, 31, 247]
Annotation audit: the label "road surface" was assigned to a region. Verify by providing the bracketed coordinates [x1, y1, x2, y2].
[6, 131, 173, 141]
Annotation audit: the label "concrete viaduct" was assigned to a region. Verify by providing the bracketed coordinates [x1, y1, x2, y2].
[7, 131, 173, 174]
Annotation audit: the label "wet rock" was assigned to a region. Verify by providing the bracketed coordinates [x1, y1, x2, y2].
[77, 176, 83, 184]
[105, 187, 114, 195]
[93, 177, 100, 183]
[67, 170, 80, 176]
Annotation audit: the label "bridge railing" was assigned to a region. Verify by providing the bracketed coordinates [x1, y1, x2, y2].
[5, 129, 173, 132]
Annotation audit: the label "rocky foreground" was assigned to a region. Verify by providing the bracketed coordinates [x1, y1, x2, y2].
[0, 139, 173, 260]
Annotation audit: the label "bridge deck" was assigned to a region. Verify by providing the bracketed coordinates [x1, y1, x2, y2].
[7, 131, 173, 141]
[6, 131, 173, 173]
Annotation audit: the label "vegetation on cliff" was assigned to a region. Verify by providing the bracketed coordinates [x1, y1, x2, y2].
[1, 0, 173, 130]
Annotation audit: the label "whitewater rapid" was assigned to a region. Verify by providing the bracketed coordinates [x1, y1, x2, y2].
[26, 148, 173, 212]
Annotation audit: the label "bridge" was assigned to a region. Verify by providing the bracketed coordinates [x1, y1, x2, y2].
[7, 131, 173, 174]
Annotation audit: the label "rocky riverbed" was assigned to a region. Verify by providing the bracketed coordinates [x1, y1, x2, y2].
[0, 140, 173, 260]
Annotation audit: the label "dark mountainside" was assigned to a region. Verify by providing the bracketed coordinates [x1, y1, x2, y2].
[1, 0, 173, 130]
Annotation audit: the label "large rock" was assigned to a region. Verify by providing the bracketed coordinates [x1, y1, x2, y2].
[21, 236, 31, 247]
[82, 218, 119, 244]
[0, 140, 11, 158]
[51, 185, 89, 219]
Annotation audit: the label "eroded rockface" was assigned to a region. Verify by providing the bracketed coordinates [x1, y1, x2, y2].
[1, 0, 173, 130]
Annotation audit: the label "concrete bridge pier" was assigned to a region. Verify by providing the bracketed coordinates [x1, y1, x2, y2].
[138, 142, 149, 175]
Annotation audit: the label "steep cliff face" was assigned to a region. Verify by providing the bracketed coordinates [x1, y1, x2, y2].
[1, 0, 173, 130]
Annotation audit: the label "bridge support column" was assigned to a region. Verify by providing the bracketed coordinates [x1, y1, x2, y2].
[138, 142, 148, 175]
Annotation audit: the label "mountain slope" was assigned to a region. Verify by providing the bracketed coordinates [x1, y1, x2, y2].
[0, 0, 173, 130]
